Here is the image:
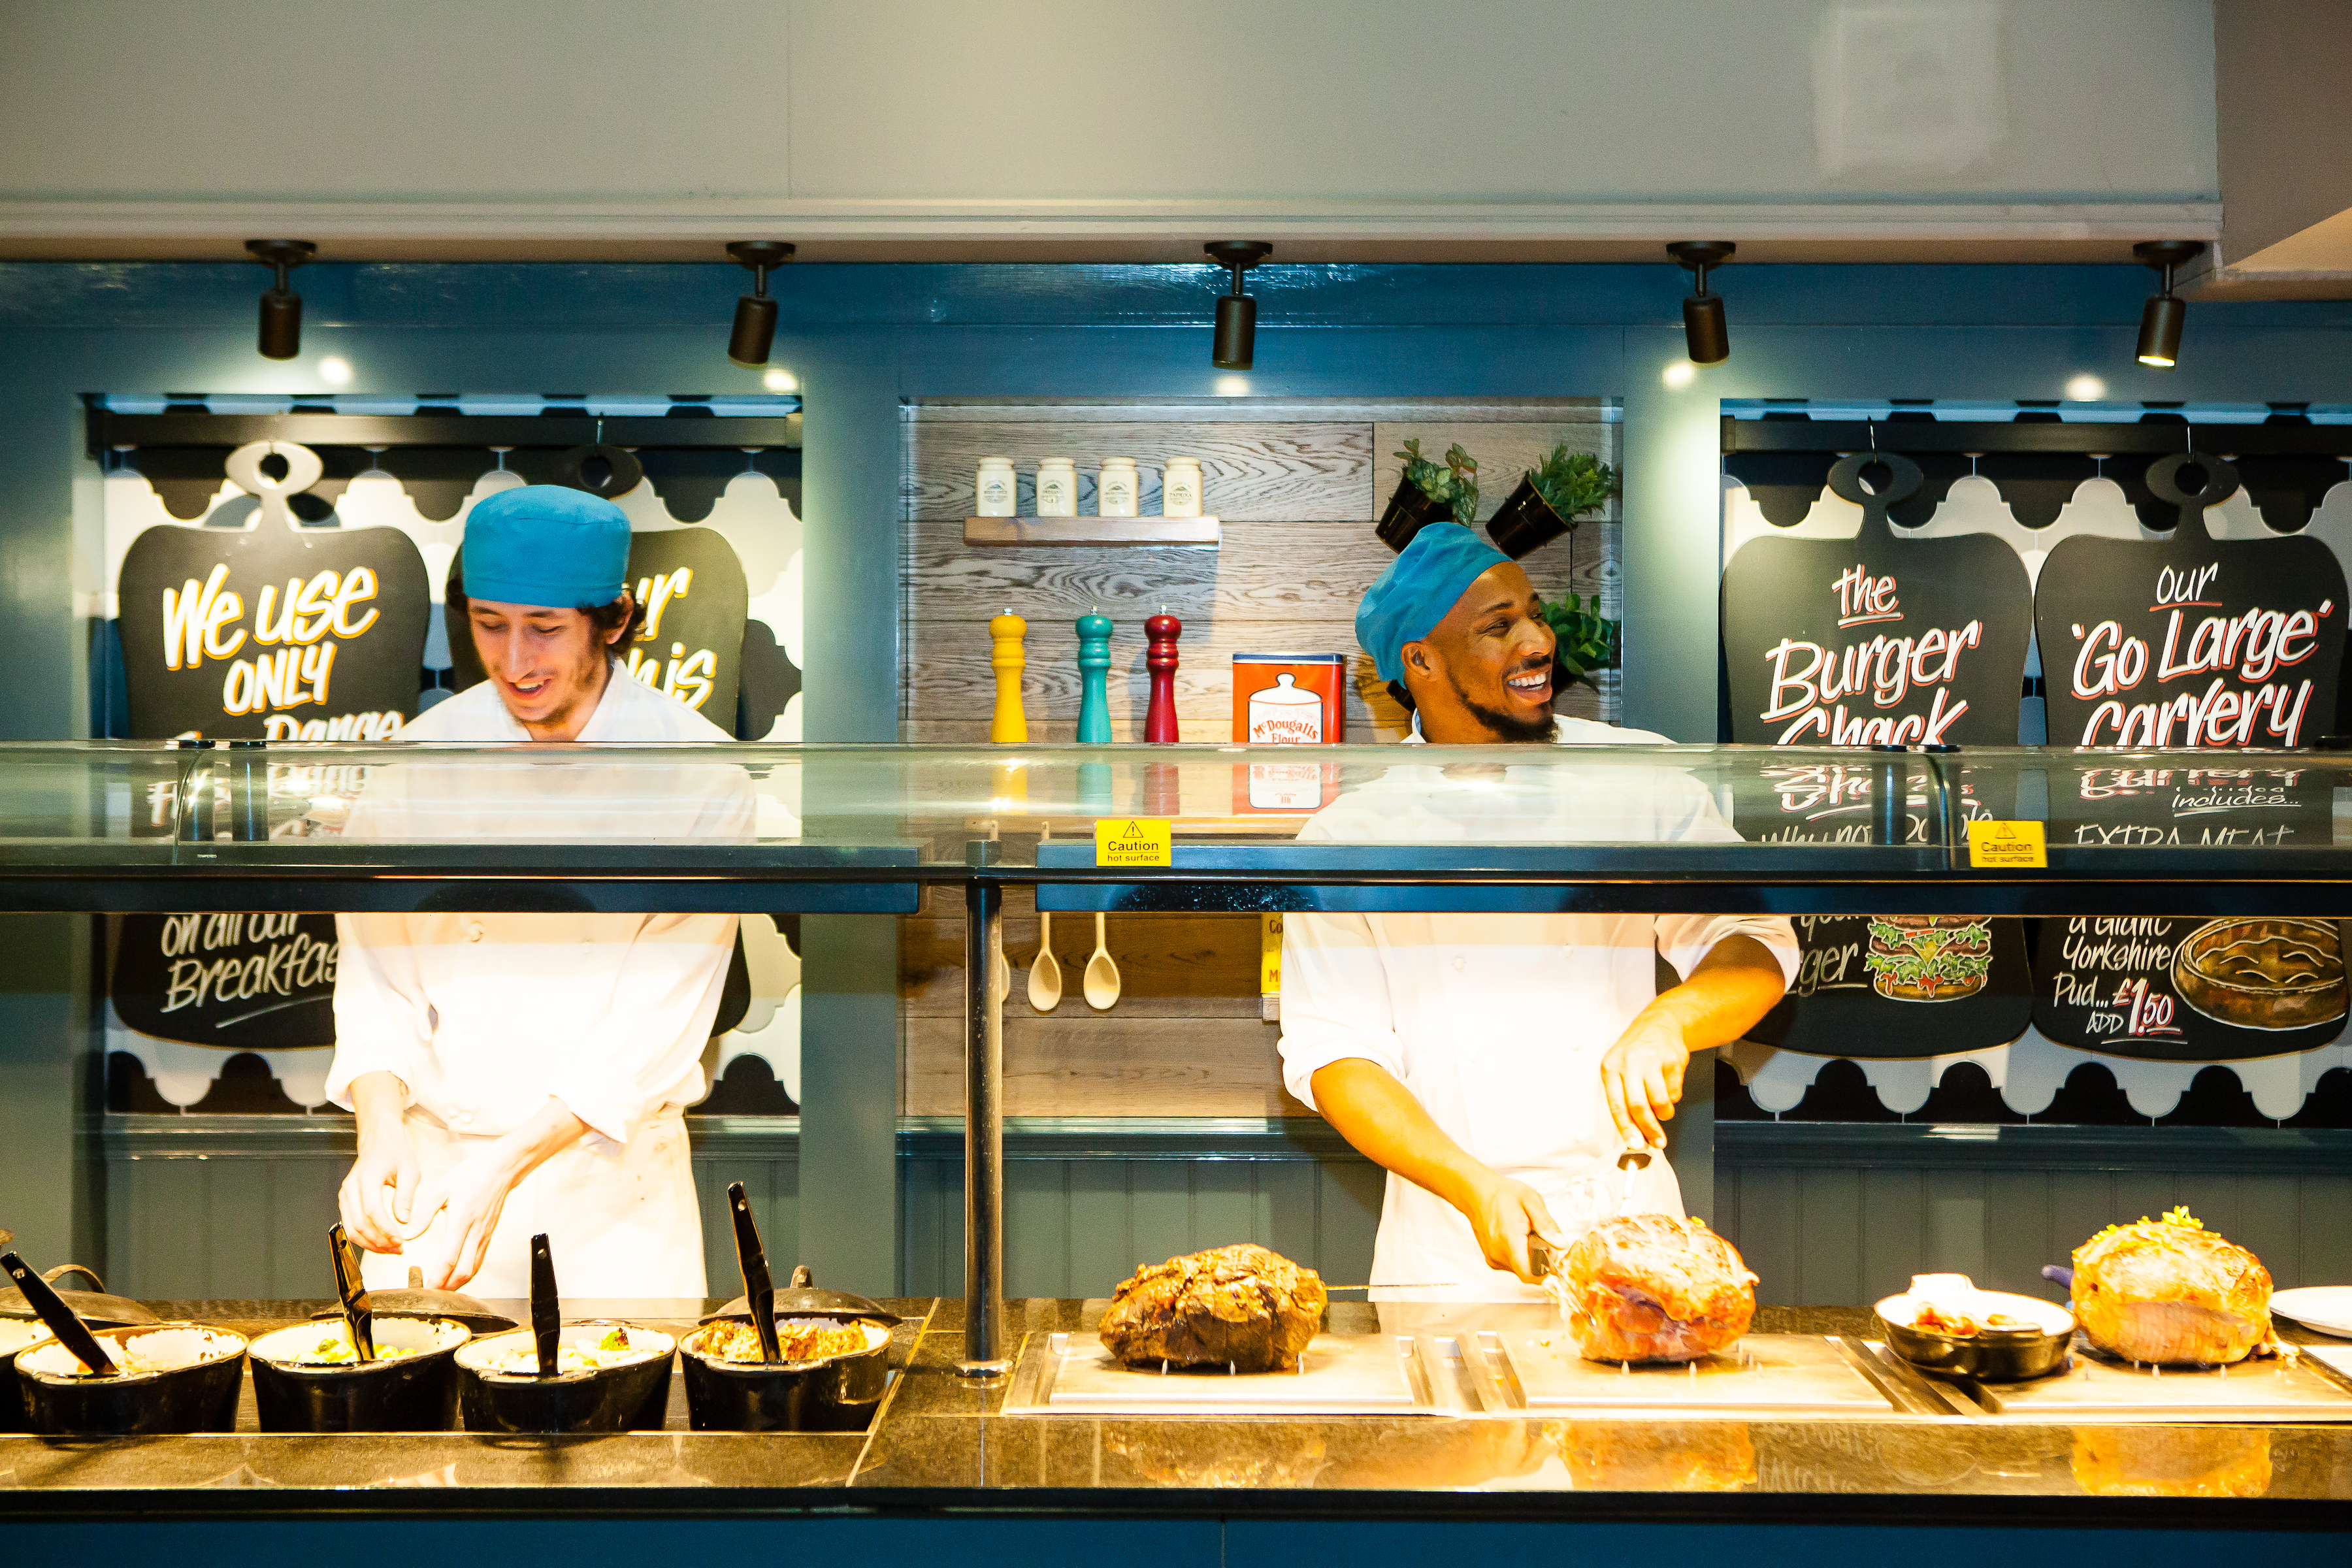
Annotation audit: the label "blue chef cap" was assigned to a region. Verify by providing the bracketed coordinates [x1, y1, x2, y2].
[460, 485, 631, 608]
[1356, 523, 1514, 685]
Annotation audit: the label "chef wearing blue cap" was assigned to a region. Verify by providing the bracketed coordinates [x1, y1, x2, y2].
[327, 485, 751, 1297]
[1277, 524, 1797, 1301]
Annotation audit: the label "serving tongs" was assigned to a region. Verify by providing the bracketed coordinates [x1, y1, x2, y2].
[0, 1250, 115, 1376]
[727, 1181, 783, 1366]
[327, 1223, 376, 1365]
[530, 1233, 560, 1380]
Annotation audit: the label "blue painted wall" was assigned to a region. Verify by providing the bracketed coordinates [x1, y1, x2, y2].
[7, 259, 2352, 1288]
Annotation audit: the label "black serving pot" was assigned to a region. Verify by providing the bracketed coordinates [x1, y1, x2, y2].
[0, 1263, 159, 1330]
[1486, 476, 1571, 560]
[680, 1316, 892, 1433]
[16, 1322, 247, 1435]
[1375, 476, 1458, 552]
[1874, 1290, 2074, 1382]
[0, 1319, 52, 1431]
[249, 1314, 472, 1433]
[454, 1321, 674, 1433]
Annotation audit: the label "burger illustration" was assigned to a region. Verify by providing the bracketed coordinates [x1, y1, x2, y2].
[1865, 915, 1995, 1002]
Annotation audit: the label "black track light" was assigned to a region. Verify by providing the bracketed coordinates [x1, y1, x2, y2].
[1206, 241, 1272, 370]
[727, 241, 795, 365]
[245, 240, 315, 361]
[1667, 242, 1735, 365]
[2133, 240, 2204, 368]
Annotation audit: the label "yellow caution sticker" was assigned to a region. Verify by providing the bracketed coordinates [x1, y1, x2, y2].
[1260, 913, 1284, 996]
[1967, 819, 2048, 869]
[1094, 817, 1173, 867]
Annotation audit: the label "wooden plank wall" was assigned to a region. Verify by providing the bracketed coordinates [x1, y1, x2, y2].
[898, 399, 1621, 1120]
[900, 399, 1622, 745]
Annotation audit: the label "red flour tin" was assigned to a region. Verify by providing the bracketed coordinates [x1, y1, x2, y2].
[1232, 653, 1345, 813]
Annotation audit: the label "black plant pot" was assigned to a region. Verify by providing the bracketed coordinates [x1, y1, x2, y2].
[15, 1323, 246, 1436]
[454, 1322, 675, 1433]
[1375, 476, 1459, 552]
[248, 1315, 472, 1433]
[679, 1318, 892, 1432]
[1486, 476, 1571, 560]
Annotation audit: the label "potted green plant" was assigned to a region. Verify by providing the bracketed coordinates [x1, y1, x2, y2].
[1488, 443, 1618, 559]
[1535, 591, 1620, 691]
[1375, 439, 1479, 551]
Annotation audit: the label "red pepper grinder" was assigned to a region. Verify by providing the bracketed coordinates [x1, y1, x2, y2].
[1145, 608, 1182, 742]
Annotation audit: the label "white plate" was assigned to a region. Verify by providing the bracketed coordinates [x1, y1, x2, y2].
[2272, 1286, 2352, 1339]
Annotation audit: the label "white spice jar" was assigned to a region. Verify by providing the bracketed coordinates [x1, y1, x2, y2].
[975, 457, 1017, 516]
[1036, 457, 1077, 517]
[1161, 456, 1203, 517]
[1097, 457, 1139, 517]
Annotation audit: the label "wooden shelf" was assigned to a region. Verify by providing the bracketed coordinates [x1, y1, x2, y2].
[963, 516, 1220, 547]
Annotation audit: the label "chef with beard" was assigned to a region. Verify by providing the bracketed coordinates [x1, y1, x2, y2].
[1277, 524, 1797, 1301]
[326, 485, 752, 1298]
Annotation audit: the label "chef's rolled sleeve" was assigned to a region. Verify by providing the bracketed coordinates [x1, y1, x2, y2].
[325, 910, 428, 1110]
[1276, 911, 1407, 1111]
[1656, 913, 1801, 992]
[542, 911, 739, 1148]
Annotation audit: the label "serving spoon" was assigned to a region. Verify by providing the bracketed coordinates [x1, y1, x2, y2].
[726, 1181, 782, 1365]
[327, 1222, 376, 1364]
[0, 1250, 114, 1376]
[529, 1233, 560, 1380]
[1028, 909, 1063, 1012]
[1083, 913, 1122, 1011]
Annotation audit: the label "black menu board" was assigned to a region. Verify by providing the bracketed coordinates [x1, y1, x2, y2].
[448, 525, 750, 728]
[2034, 453, 2345, 750]
[112, 909, 340, 1051]
[1723, 452, 2034, 1058]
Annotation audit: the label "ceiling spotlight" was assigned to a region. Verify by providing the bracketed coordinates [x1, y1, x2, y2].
[2133, 240, 2204, 368]
[727, 241, 795, 365]
[245, 240, 316, 361]
[1206, 241, 1272, 370]
[1667, 242, 1735, 365]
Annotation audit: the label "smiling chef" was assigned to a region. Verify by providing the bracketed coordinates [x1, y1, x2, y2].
[327, 484, 751, 1298]
[1277, 523, 1798, 1300]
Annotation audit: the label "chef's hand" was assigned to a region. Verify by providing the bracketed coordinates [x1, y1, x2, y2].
[340, 1071, 421, 1253]
[404, 1148, 525, 1292]
[1600, 1016, 1688, 1151]
[1465, 1174, 1567, 1283]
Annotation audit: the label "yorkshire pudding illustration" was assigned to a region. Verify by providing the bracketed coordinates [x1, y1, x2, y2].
[2170, 918, 2346, 1031]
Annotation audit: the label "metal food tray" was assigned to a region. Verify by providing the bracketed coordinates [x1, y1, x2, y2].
[1851, 1339, 2352, 1423]
[1473, 1331, 1901, 1415]
[1004, 1331, 1452, 1416]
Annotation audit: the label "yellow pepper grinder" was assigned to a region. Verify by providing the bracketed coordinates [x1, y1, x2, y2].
[988, 608, 1029, 743]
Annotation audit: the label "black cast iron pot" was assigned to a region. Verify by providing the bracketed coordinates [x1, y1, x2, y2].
[1375, 476, 1458, 552]
[1874, 1290, 2074, 1382]
[0, 1263, 159, 1330]
[15, 1322, 247, 1435]
[0, 1318, 52, 1431]
[249, 1313, 472, 1432]
[454, 1320, 674, 1433]
[1485, 475, 1571, 560]
[680, 1316, 892, 1432]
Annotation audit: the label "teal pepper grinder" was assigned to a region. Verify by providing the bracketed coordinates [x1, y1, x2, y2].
[1075, 610, 1113, 744]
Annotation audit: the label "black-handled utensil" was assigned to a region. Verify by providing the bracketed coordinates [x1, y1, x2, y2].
[1, 1250, 114, 1376]
[530, 1233, 560, 1380]
[327, 1224, 375, 1364]
[726, 1182, 781, 1366]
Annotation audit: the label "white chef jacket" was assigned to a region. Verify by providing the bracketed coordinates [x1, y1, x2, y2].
[1276, 716, 1797, 1302]
[325, 665, 753, 1296]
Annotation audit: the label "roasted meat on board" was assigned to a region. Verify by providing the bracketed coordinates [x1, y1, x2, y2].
[1098, 1244, 1328, 1373]
[2070, 1207, 2274, 1366]
[1548, 1214, 1757, 1364]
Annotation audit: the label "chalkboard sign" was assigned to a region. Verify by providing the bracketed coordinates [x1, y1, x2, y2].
[2034, 452, 2346, 749]
[115, 443, 430, 742]
[1723, 453, 2034, 1058]
[2032, 916, 2348, 1060]
[448, 527, 750, 729]
[112, 910, 340, 1051]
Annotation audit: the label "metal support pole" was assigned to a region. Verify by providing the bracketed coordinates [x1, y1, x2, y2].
[959, 875, 1010, 1375]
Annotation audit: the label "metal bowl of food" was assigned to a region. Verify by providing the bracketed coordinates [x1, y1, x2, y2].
[453, 1320, 674, 1433]
[1874, 1279, 2074, 1382]
[680, 1316, 892, 1431]
[249, 1314, 473, 1432]
[0, 1317, 54, 1431]
[15, 1323, 248, 1435]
